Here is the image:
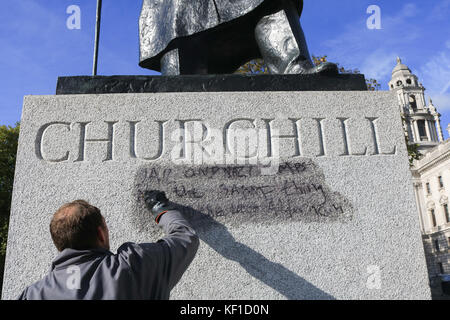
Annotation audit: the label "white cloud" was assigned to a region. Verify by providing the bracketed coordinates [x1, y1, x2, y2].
[401, 3, 419, 18]
[419, 48, 450, 111]
[359, 49, 398, 81]
[431, 95, 450, 111]
[428, 0, 450, 21]
[319, 3, 423, 79]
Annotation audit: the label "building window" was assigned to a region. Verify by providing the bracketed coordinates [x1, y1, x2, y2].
[444, 204, 450, 223]
[438, 176, 444, 189]
[426, 183, 431, 195]
[438, 262, 444, 274]
[417, 120, 428, 141]
[397, 80, 403, 86]
[409, 95, 417, 111]
[434, 240, 440, 252]
[406, 79, 412, 85]
[431, 209, 437, 227]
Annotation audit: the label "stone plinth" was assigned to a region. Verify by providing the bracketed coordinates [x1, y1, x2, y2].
[2, 90, 430, 299]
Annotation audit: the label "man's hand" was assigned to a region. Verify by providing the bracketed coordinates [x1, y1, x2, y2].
[143, 190, 171, 224]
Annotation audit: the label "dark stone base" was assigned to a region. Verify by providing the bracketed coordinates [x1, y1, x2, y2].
[56, 73, 367, 95]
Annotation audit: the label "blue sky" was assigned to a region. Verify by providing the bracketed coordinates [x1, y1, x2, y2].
[0, 0, 449, 138]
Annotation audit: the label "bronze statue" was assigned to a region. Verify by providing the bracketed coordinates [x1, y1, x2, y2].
[139, 0, 338, 75]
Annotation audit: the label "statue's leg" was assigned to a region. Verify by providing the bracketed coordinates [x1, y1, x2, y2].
[160, 49, 181, 76]
[255, 2, 337, 74]
[255, 9, 308, 74]
[160, 37, 209, 75]
[178, 37, 209, 74]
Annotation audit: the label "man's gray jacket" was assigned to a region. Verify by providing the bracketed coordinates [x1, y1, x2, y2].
[17, 210, 199, 300]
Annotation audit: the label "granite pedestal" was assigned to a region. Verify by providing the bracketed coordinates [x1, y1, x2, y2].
[2, 80, 431, 299]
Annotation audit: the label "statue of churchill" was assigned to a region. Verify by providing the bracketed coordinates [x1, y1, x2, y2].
[139, 0, 338, 75]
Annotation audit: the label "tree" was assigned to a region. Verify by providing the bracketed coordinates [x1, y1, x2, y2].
[406, 138, 422, 166]
[0, 123, 20, 294]
[401, 117, 423, 166]
[235, 59, 269, 74]
[312, 55, 381, 91]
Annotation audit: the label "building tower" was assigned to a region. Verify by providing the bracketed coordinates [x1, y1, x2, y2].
[389, 57, 444, 154]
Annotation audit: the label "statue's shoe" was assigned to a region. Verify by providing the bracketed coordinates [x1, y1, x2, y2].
[283, 61, 339, 75]
[300, 62, 339, 75]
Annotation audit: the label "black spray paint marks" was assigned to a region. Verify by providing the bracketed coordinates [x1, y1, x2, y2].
[131, 160, 354, 233]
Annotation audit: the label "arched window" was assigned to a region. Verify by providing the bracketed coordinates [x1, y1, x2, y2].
[443, 203, 449, 223]
[417, 120, 428, 141]
[397, 80, 403, 86]
[438, 176, 444, 189]
[409, 95, 417, 111]
[430, 209, 437, 227]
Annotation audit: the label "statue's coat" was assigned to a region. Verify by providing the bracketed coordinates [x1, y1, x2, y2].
[139, 0, 303, 73]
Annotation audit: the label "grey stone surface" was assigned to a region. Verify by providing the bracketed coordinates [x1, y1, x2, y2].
[2, 91, 430, 299]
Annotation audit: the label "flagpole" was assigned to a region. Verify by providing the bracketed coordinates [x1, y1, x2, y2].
[92, 0, 102, 76]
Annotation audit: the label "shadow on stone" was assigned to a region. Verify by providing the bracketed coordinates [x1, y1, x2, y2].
[178, 203, 335, 300]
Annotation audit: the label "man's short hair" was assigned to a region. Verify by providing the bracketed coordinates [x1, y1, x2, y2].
[50, 200, 104, 251]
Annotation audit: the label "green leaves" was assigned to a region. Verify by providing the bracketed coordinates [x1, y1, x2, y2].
[0, 218, 8, 257]
[235, 59, 269, 75]
[405, 136, 422, 166]
[0, 123, 20, 219]
[0, 122, 19, 292]
[312, 55, 380, 91]
[400, 117, 422, 166]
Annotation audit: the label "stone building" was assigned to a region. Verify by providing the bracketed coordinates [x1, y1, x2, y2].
[389, 57, 450, 298]
[388, 57, 445, 153]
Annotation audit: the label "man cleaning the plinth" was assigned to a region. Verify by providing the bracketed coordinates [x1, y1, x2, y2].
[17, 191, 198, 300]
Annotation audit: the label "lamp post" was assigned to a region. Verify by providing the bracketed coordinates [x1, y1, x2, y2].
[92, 0, 102, 76]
